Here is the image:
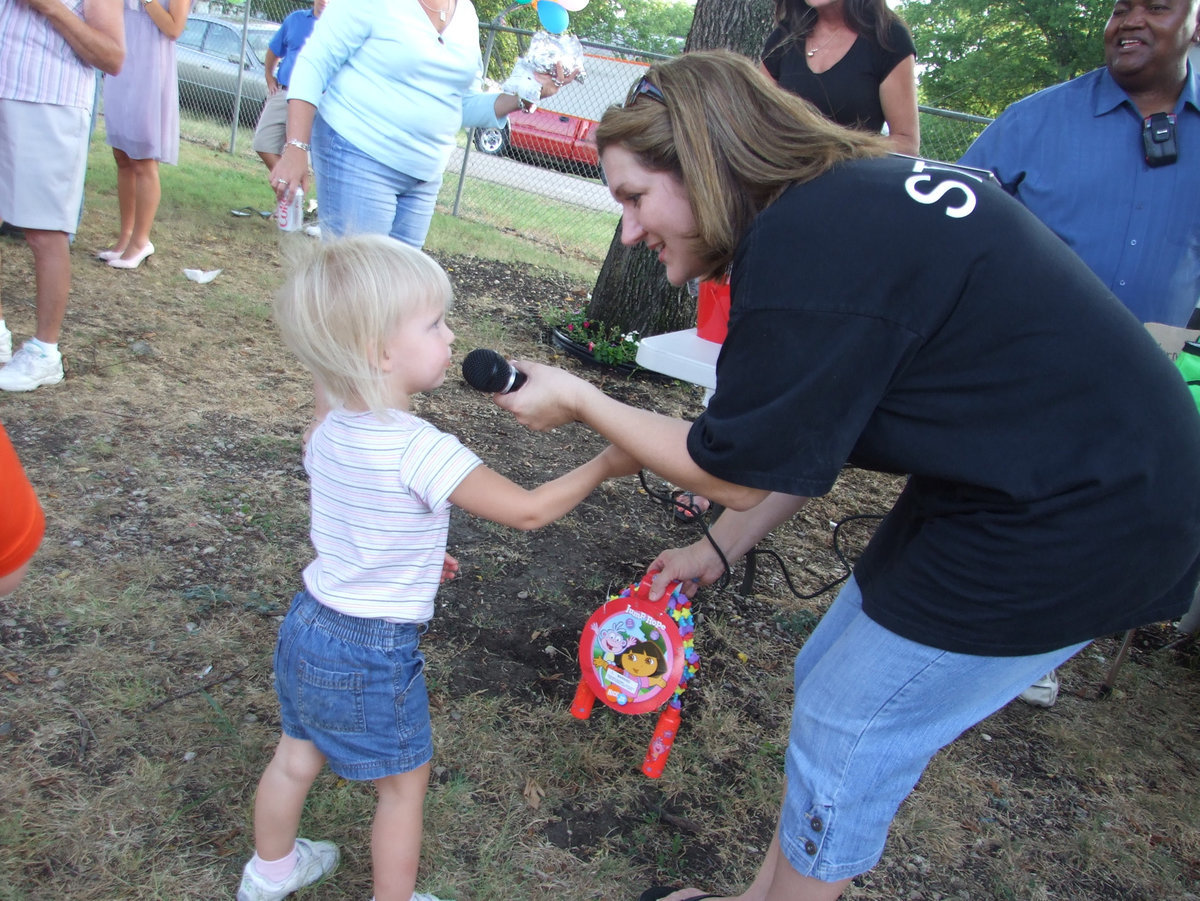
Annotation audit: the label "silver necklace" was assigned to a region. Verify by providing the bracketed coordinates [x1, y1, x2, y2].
[418, 0, 449, 23]
[806, 31, 837, 57]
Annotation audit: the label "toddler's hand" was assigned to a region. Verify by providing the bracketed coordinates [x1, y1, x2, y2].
[441, 553, 460, 584]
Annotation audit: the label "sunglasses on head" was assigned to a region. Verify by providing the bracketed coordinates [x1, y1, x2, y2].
[626, 75, 665, 107]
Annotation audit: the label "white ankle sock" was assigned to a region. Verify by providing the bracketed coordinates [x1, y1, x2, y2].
[252, 845, 298, 882]
[28, 337, 57, 355]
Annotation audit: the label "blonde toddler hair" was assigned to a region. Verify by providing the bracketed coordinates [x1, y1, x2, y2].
[274, 234, 453, 415]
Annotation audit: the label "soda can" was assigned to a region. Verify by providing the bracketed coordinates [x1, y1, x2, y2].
[276, 188, 304, 232]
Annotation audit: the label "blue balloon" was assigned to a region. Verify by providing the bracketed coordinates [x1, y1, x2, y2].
[538, 0, 569, 33]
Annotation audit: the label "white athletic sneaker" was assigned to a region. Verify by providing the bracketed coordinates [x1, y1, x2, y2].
[0, 341, 63, 391]
[0, 326, 11, 363]
[236, 838, 340, 901]
[1018, 669, 1059, 708]
[413, 894, 454, 901]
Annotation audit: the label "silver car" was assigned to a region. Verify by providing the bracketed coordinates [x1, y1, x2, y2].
[177, 14, 279, 125]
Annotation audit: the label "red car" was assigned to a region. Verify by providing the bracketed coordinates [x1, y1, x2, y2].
[473, 54, 649, 180]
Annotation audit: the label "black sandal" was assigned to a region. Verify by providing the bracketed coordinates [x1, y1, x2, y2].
[671, 489, 711, 523]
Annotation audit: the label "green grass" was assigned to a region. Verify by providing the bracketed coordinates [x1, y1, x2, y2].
[436, 170, 617, 275]
[163, 111, 616, 283]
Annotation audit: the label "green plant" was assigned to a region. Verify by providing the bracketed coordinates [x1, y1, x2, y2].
[545, 307, 641, 367]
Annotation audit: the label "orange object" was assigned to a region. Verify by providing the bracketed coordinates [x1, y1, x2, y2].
[696, 278, 730, 344]
[571, 680, 596, 720]
[0, 422, 45, 579]
[641, 705, 681, 778]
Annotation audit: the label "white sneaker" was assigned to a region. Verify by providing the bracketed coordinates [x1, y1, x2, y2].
[237, 838, 340, 901]
[1018, 669, 1059, 708]
[0, 341, 63, 391]
[413, 894, 454, 901]
[0, 327, 11, 364]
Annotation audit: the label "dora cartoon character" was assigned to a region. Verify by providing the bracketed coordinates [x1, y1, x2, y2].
[616, 640, 668, 693]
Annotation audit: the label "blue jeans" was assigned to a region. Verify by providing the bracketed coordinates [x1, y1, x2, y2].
[274, 590, 433, 781]
[311, 114, 441, 248]
[779, 576, 1088, 881]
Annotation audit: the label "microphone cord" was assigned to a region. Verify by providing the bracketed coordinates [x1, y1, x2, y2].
[637, 471, 884, 601]
[639, 471, 734, 591]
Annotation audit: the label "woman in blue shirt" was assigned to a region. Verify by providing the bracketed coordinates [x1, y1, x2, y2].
[269, 0, 572, 248]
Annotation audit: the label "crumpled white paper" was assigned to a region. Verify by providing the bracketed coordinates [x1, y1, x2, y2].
[501, 31, 586, 107]
[183, 268, 222, 284]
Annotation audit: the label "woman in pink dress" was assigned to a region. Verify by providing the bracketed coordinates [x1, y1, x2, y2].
[98, 0, 192, 270]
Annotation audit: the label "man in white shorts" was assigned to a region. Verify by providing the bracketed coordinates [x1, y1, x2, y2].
[0, 0, 125, 392]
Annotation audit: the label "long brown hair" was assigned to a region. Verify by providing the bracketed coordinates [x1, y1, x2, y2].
[596, 51, 888, 280]
[773, 0, 911, 52]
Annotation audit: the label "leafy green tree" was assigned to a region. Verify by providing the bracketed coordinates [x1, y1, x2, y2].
[898, 0, 1109, 117]
[474, 0, 693, 63]
[569, 0, 694, 56]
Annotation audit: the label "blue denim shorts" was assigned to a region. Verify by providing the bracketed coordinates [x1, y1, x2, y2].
[273, 590, 433, 781]
[779, 576, 1087, 882]
[311, 114, 441, 248]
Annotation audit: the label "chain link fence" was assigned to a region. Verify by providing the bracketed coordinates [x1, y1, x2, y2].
[917, 105, 992, 165]
[172, 5, 992, 266]
[173, 0, 305, 158]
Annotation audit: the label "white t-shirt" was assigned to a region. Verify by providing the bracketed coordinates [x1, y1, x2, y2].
[302, 408, 481, 622]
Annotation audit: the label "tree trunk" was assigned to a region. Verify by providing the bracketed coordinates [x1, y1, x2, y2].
[586, 0, 776, 337]
[684, 0, 774, 54]
[590, 228, 688, 339]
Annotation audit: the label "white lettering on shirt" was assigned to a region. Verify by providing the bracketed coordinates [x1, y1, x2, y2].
[903, 160, 980, 219]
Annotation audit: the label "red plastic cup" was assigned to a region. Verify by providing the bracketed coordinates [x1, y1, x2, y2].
[696, 279, 730, 343]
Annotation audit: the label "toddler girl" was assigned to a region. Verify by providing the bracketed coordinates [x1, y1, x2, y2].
[238, 235, 637, 901]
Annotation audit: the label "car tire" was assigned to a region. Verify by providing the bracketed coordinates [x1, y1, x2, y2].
[474, 125, 509, 156]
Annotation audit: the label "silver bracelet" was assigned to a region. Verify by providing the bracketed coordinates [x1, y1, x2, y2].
[285, 139, 311, 153]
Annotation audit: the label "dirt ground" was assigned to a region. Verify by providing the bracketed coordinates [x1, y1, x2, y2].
[1, 220, 1199, 900]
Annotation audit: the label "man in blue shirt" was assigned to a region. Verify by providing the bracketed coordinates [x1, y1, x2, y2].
[960, 0, 1200, 327]
[252, 0, 326, 173]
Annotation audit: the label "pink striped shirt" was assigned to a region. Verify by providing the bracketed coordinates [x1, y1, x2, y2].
[302, 409, 482, 622]
[0, 0, 96, 109]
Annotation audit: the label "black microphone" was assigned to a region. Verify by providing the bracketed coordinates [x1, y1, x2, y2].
[462, 348, 527, 393]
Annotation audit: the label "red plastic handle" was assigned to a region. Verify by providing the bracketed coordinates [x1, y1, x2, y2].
[570, 680, 595, 720]
[628, 574, 682, 605]
[641, 705, 681, 778]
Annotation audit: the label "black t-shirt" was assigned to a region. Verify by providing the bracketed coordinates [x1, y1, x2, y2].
[762, 20, 915, 133]
[688, 155, 1200, 655]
